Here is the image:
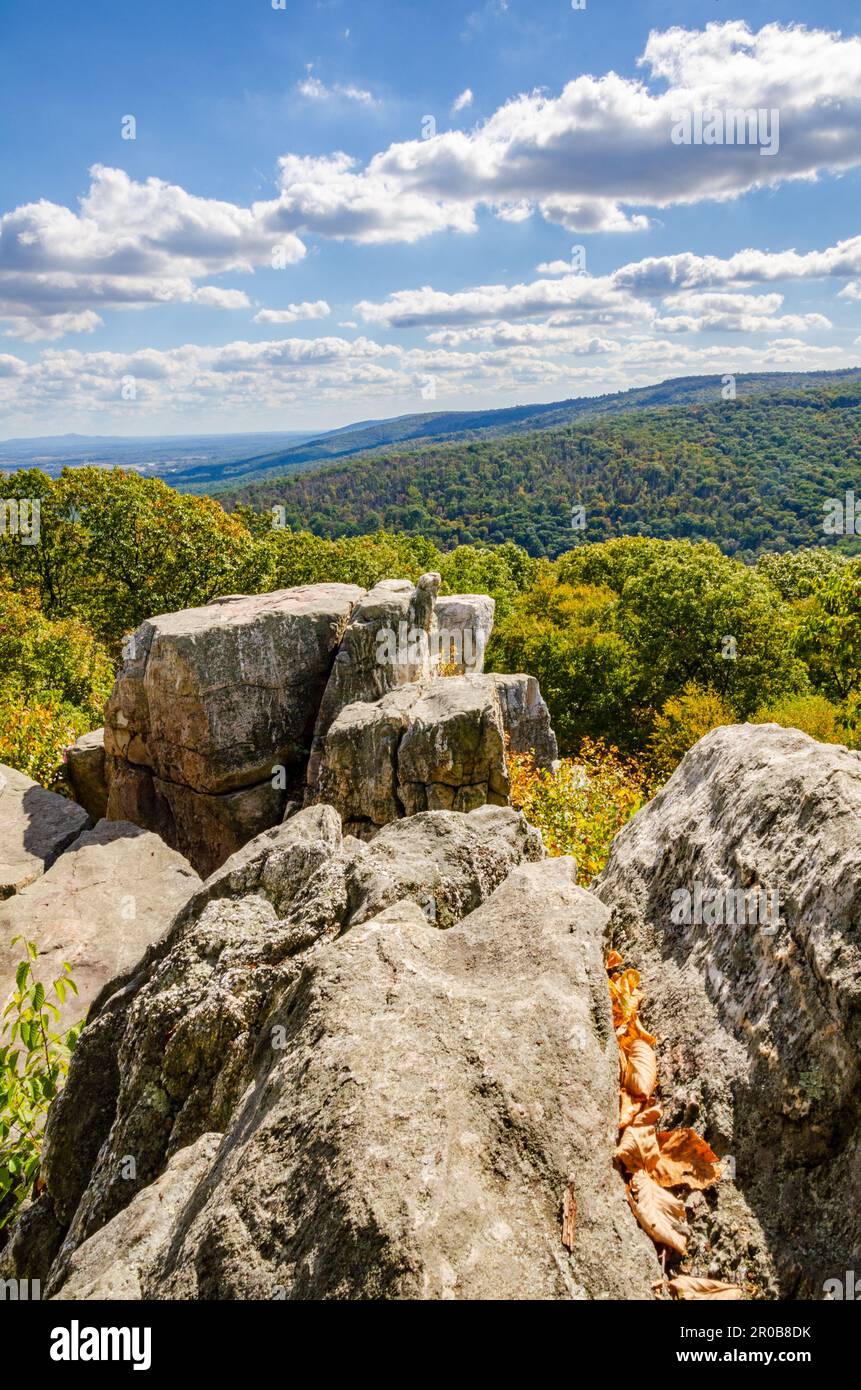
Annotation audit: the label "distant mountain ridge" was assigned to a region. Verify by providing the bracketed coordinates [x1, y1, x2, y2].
[217, 370, 861, 561]
[195, 367, 861, 494]
[3, 367, 860, 499]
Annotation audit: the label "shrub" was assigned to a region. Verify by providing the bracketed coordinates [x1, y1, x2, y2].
[752, 693, 857, 747]
[508, 738, 647, 880]
[0, 940, 81, 1230]
[646, 683, 736, 780]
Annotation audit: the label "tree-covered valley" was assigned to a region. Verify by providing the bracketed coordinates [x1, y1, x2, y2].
[222, 376, 861, 560]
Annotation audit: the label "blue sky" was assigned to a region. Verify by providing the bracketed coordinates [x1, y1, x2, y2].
[0, 0, 859, 436]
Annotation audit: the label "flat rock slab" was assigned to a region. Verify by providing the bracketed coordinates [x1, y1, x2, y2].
[0, 763, 90, 899]
[0, 820, 200, 1030]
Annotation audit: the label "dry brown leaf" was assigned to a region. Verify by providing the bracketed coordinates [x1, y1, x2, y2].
[617, 1014, 658, 1053]
[624, 1039, 658, 1099]
[619, 1089, 642, 1129]
[628, 1171, 689, 1255]
[609, 968, 642, 1030]
[652, 1129, 721, 1191]
[669, 1275, 744, 1301]
[615, 1123, 660, 1174]
[561, 1181, 577, 1250]
[606, 949, 624, 970]
[633, 1104, 662, 1127]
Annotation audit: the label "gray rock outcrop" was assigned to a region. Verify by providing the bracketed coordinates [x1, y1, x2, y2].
[304, 574, 440, 790]
[103, 585, 363, 875]
[0, 763, 89, 899]
[0, 820, 200, 1030]
[310, 673, 557, 838]
[595, 722, 861, 1298]
[98, 577, 556, 871]
[4, 805, 661, 1300]
[64, 728, 108, 822]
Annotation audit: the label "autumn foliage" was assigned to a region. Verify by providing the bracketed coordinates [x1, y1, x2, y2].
[606, 950, 743, 1301]
[507, 740, 646, 880]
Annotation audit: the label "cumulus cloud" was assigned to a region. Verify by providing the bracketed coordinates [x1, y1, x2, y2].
[356, 274, 646, 329]
[264, 151, 477, 243]
[2, 310, 103, 342]
[612, 237, 861, 295]
[0, 165, 303, 337]
[270, 22, 861, 239]
[358, 235, 861, 334]
[451, 88, 474, 113]
[253, 300, 331, 324]
[0, 332, 600, 422]
[1, 325, 855, 430]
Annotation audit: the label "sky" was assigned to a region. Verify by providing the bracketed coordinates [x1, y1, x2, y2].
[0, 0, 859, 437]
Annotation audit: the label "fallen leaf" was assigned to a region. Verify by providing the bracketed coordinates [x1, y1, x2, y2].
[628, 1171, 689, 1255]
[618, 1013, 658, 1053]
[619, 1089, 642, 1129]
[624, 1039, 658, 1099]
[561, 1181, 577, 1250]
[633, 1104, 662, 1127]
[609, 968, 642, 1030]
[606, 949, 624, 970]
[669, 1275, 744, 1301]
[615, 1123, 660, 1174]
[653, 1129, 721, 1191]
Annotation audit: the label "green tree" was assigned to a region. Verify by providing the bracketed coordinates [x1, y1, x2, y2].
[0, 940, 81, 1229]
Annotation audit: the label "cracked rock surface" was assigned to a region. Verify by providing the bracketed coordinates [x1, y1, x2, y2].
[3, 802, 660, 1300]
[595, 722, 861, 1297]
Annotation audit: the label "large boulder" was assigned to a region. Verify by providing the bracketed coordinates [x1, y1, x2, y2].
[595, 723, 861, 1298]
[0, 764, 89, 899]
[311, 673, 556, 838]
[4, 806, 544, 1289]
[0, 820, 200, 1031]
[6, 809, 660, 1300]
[104, 585, 363, 874]
[64, 728, 108, 822]
[304, 574, 440, 790]
[434, 593, 495, 674]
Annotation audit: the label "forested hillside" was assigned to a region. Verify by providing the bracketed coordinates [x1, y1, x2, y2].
[222, 379, 861, 560]
[3, 467, 861, 795]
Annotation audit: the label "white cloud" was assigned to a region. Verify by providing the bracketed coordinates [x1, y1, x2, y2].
[356, 273, 645, 329]
[359, 235, 861, 333]
[2, 310, 103, 342]
[192, 287, 252, 309]
[270, 22, 861, 240]
[612, 237, 861, 295]
[297, 70, 376, 104]
[452, 88, 474, 113]
[0, 165, 304, 337]
[264, 151, 477, 244]
[253, 300, 331, 325]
